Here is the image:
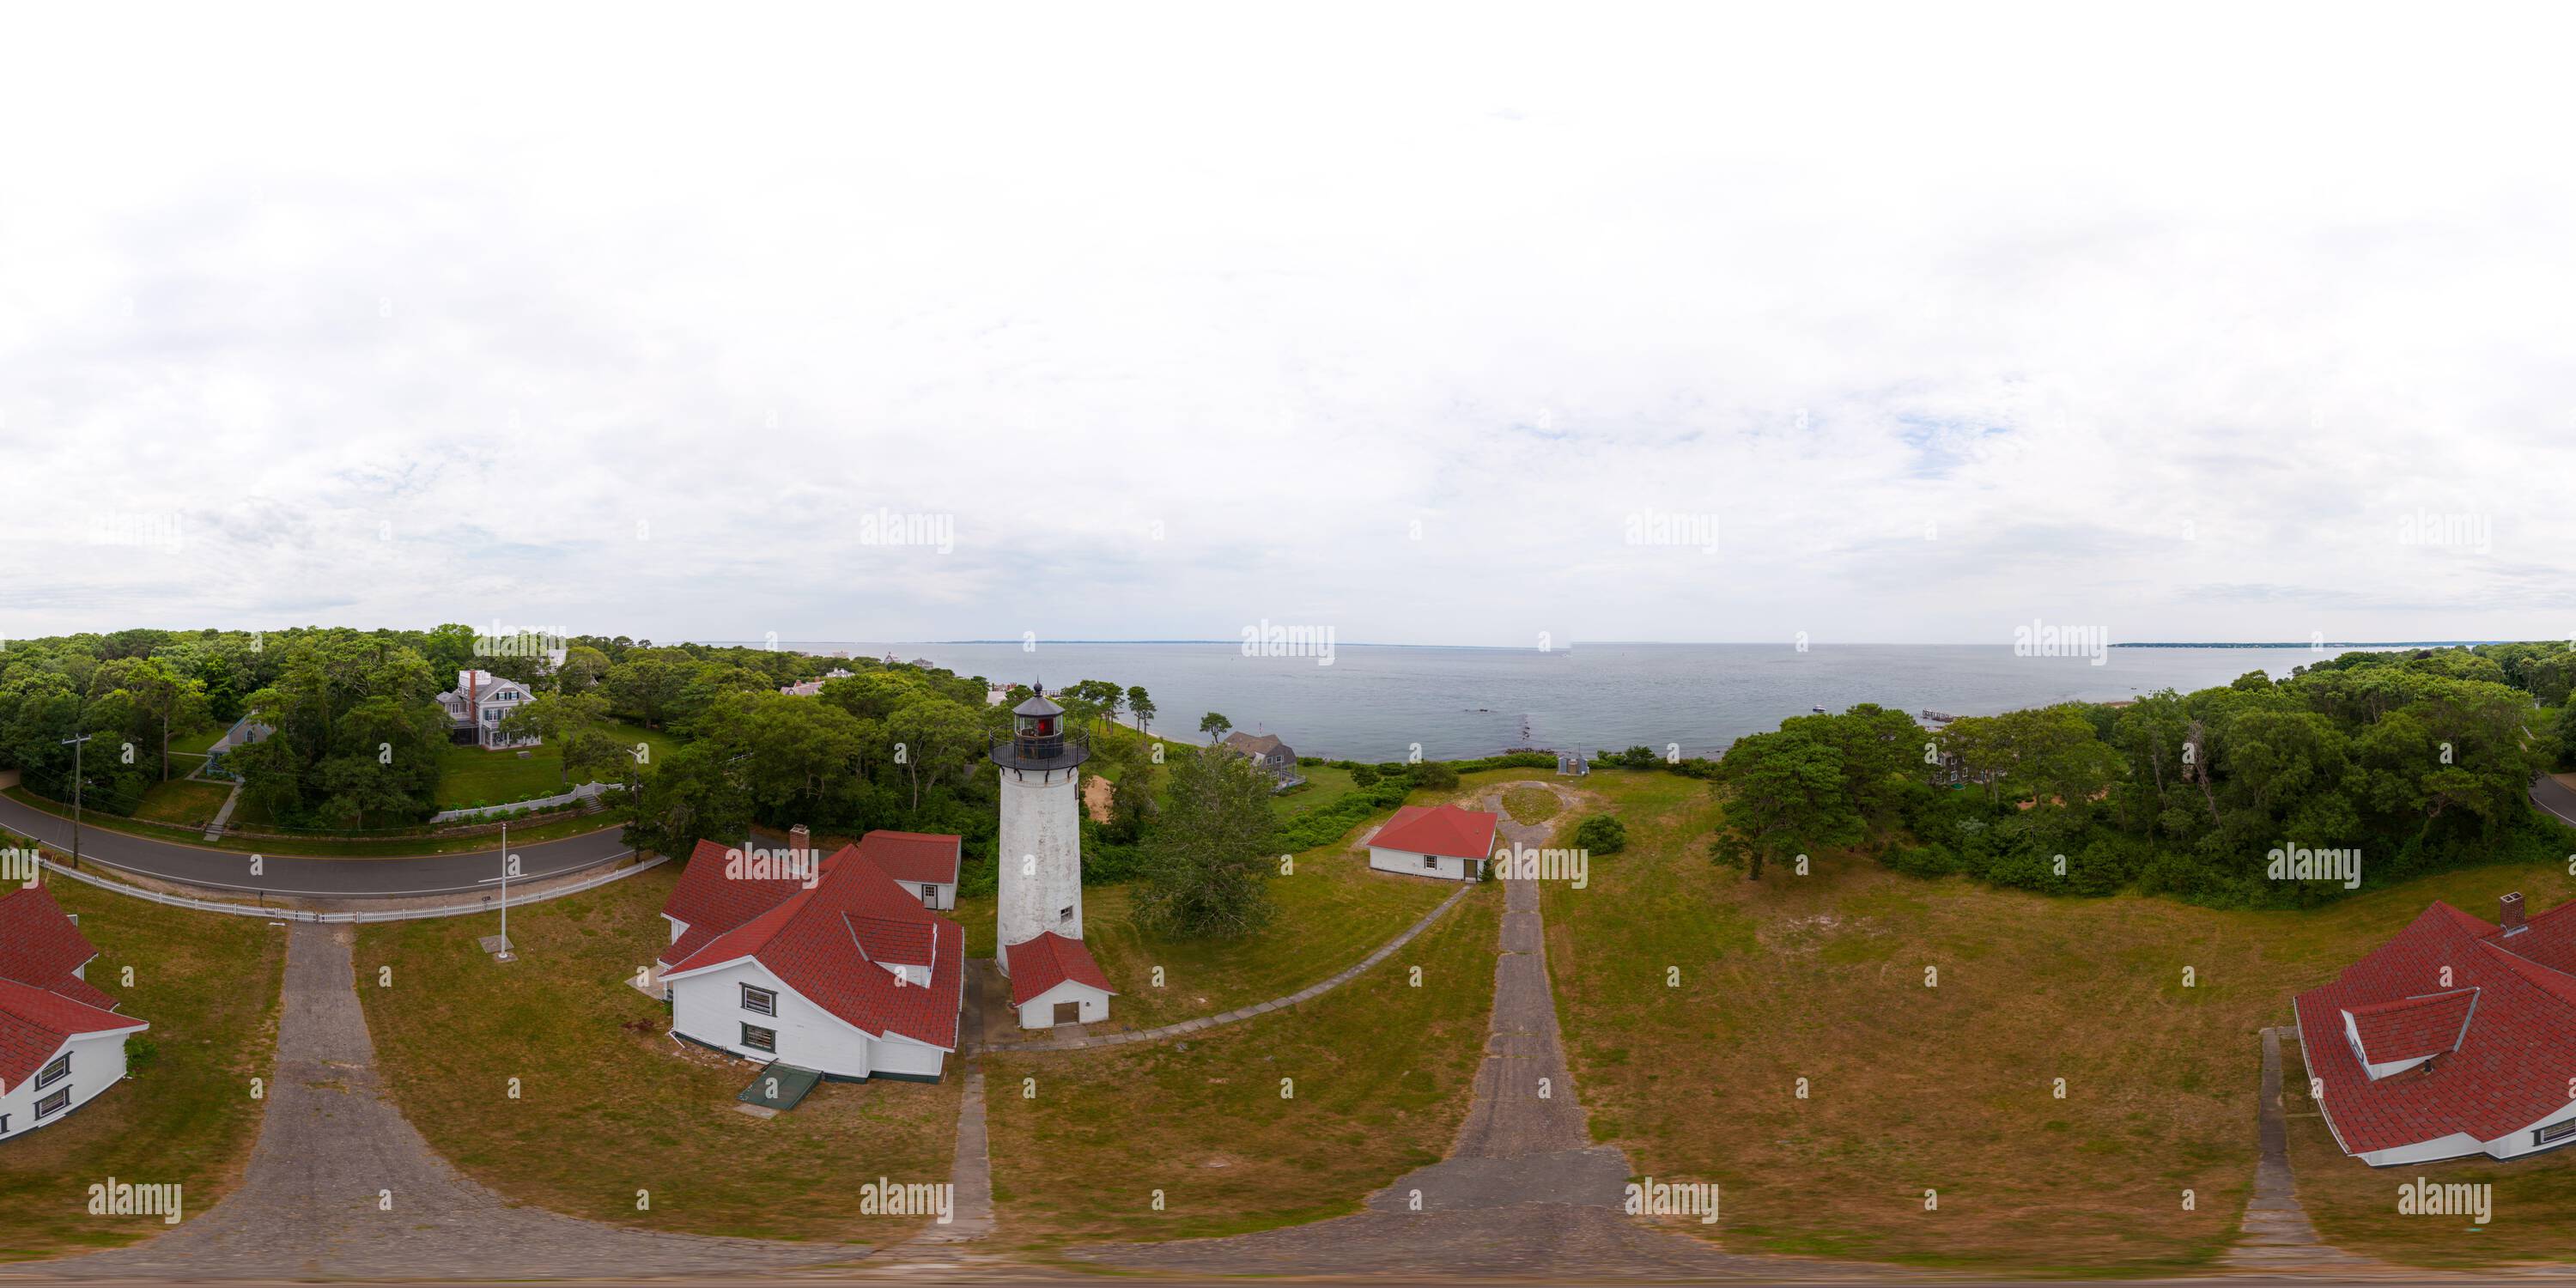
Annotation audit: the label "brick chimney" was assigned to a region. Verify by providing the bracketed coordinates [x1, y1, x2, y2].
[788, 824, 811, 862]
[2501, 891, 2528, 935]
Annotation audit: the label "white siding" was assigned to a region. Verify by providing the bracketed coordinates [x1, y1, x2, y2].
[1368, 846, 1482, 882]
[666, 960, 875, 1078]
[2347, 1101, 2576, 1166]
[1014, 980, 1113, 1030]
[0, 1030, 137, 1141]
[997, 768, 1083, 959]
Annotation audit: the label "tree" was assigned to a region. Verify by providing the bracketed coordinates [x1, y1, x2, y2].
[1710, 726, 1859, 881]
[625, 740, 750, 858]
[1199, 712, 1232, 743]
[559, 645, 612, 693]
[92, 657, 210, 782]
[1129, 745, 1277, 939]
[498, 692, 623, 787]
[1572, 814, 1626, 854]
[1103, 736, 1158, 842]
[1412, 761, 1460, 791]
[887, 695, 985, 812]
[1127, 686, 1156, 736]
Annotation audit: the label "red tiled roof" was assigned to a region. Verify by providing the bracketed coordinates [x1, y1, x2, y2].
[0, 885, 104, 993]
[1370, 804, 1500, 861]
[661, 841, 963, 1049]
[2296, 900, 2576, 1157]
[1007, 932, 1115, 1008]
[2347, 988, 2476, 1065]
[0, 975, 147, 1092]
[659, 839, 818, 966]
[0, 886, 151, 1097]
[855, 830, 961, 886]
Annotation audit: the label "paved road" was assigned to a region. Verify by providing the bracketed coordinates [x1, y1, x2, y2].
[0, 793, 632, 899]
[25, 923, 874, 1280]
[2531, 774, 2576, 829]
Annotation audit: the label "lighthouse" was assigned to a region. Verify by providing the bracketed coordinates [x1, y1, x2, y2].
[989, 687, 1115, 1026]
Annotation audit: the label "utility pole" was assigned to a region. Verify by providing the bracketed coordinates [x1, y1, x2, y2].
[59, 732, 94, 871]
[475, 822, 517, 962]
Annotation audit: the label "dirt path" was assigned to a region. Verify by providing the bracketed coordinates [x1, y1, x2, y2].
[1078, 787, 1870, 1279]
[28, 923, 874, 1280]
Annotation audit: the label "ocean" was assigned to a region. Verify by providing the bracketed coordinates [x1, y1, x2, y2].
[730, 641, 2374, 762]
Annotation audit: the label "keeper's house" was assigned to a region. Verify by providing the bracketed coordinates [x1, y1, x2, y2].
[2296, 892, 2576, 1166]
[1365, 803, 1500, 882]
[655, 831, 963, 1083]
[0, 885, 149, 1140]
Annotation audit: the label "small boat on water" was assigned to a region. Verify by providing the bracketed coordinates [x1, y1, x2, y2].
[1811, 705, 1827, 714]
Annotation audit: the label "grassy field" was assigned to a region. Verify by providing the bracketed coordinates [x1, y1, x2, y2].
[0, 878, 284, 1263]
[131, 779, 234, 828]
[1276, 764, 1358, 817]
[1540, 769, 2576, 1274]
[352, 862, 957, 1243]
[984, 885, 1501, 1249]
[957, 775, 1457, 1028]
[1501, 783, 1561, 825]
[5, 787, 621, 858]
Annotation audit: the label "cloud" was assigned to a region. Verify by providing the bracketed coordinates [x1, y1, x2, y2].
[3, 3, 2573, 646]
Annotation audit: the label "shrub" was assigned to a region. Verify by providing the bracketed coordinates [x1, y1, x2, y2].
[1411, 761, 1461, 792]
[1571, 814, 1626, 854]
[1882, 844, 1962, 878]
[1350, 763, 1382, 787]
[125, 1035, 159, 1071]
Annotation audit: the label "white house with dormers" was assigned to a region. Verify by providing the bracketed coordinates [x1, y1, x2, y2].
[655, 834, 963, 1082]
[0, 885, 150, 1142]
[437, 670, 542, 749]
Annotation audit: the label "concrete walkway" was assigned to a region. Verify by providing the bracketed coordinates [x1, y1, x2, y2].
[27, 923, 875, 1280]
[2222, 1026, 2379, 1273]
[987, 884, 1471, 1054]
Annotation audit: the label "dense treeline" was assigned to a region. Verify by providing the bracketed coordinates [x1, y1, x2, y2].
[1710, 643, 2576, 906]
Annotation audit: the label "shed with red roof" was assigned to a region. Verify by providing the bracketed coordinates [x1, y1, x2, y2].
[2295, 891, 2576, 1165]
[1367, 804, 1501, 882]
[1005, 931, 1116, 1029]
[0, 884, 150, 1140]
[655, 834, 965, 1083]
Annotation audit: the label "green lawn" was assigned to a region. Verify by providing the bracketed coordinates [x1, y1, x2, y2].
[1540, 768, 2576, 1274]
[985, 886, 1500, 1249]
[434, 720, 679, 810]
[131, 779, 234, 829]
[1274, 764, 1358, 817]
[353, 862, 958, 1242]
[167, 724, 228, 756]
[0, 878, 284, 1262]
[5, 786, 621, 859]
[956, 785, 1455, 1030]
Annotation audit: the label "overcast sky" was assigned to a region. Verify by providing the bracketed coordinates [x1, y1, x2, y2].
[4, 3, 2572, 648]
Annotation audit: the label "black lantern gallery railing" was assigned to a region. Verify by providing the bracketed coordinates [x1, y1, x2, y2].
[990, 728, 1092, 772]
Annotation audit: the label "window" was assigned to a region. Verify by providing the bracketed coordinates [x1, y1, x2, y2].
[36, 1089, 70, 1119]
[740, 984, 777, 1017]
[1059, 905, 1073, 923]
[2539, 1118, 2576, 1146]
[920, 884, 938, 905]
[741, 1023, 776, 1054]
[36, 1054, 69, 1090]
[1423, 854, 1438, 870]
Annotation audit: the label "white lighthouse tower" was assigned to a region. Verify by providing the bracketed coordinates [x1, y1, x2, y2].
[989, 687, 1112, 1027]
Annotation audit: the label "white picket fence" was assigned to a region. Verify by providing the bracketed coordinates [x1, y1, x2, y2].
[21, 845, 669, 924]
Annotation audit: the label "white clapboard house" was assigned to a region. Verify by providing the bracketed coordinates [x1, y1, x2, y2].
[1365, 803, 1501, 882]
[654, 832, 963, 1083]
[0, 885, 149, 1141]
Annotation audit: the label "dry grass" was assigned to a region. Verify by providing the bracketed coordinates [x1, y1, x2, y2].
[0, 878, 283, 1262]
[1501, 784, 1563, 825]
[354, 863, 958, 1242]
[983, 887, 1501, 1249]
[1541, 769, 2576, 1273]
